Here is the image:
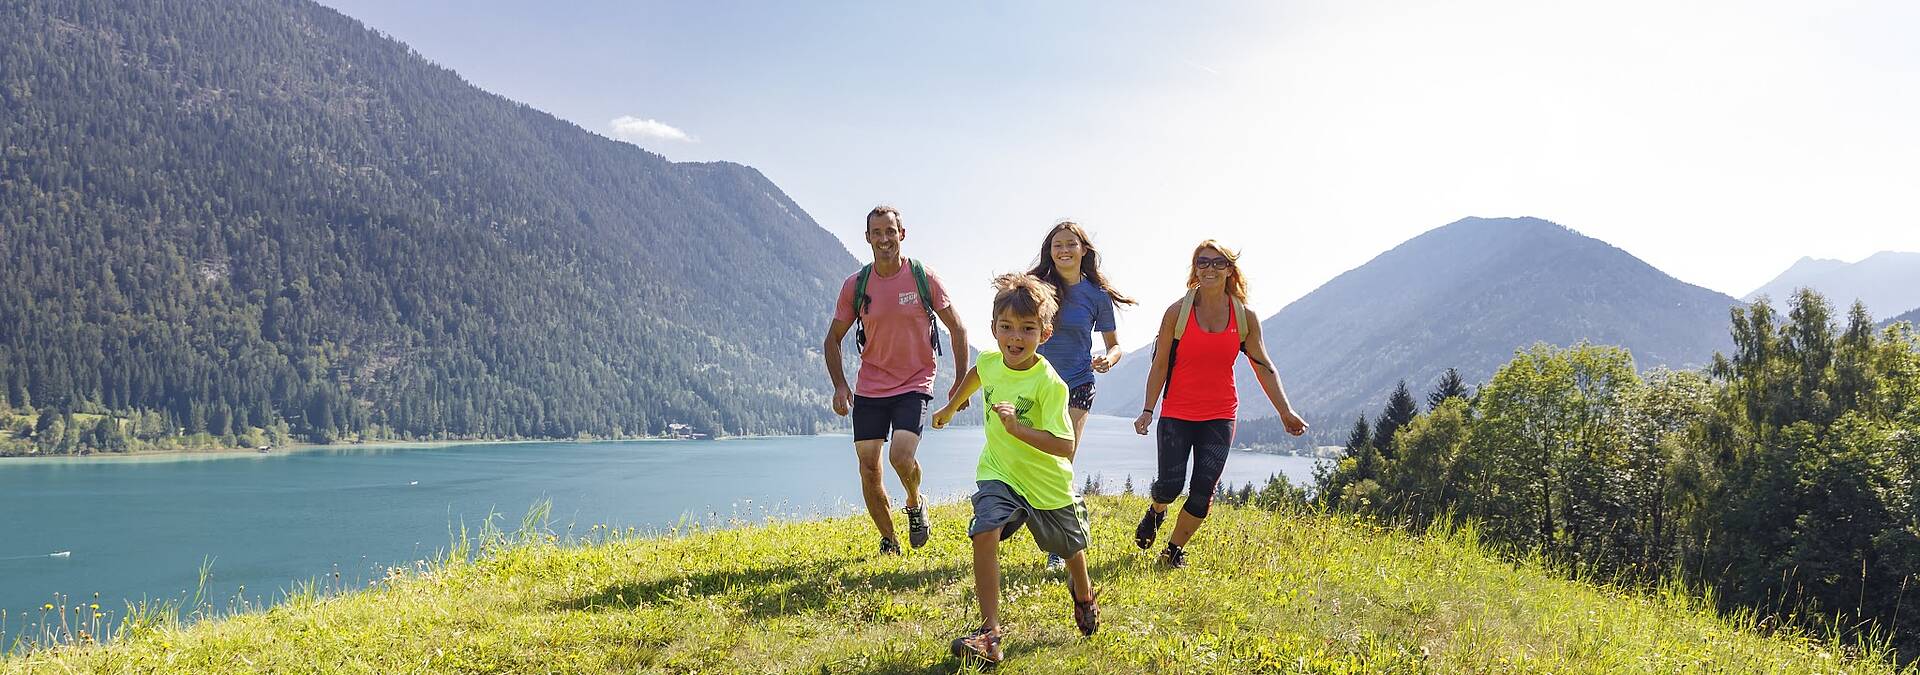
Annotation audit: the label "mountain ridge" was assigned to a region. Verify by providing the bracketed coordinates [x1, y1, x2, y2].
[1745, 251, 1920, 320]
[1097, 217, 1740, 439]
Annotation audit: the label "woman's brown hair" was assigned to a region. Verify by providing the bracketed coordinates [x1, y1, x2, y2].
[1026, 220, 1137, 308]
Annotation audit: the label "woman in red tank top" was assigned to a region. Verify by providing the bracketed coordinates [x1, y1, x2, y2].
[1129, 240, 1309, 568]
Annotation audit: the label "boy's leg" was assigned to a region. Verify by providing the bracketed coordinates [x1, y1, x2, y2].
[1030, 499, 1099, 636]
[1064, 550, 1093, 603]
[971, 528, 1004, 631]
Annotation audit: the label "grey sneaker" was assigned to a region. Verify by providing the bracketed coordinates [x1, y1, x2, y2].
[904, 506, 930, 549]
[1045, 553, 1066, 571]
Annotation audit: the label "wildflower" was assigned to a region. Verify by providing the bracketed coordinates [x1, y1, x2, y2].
[89, 603, 99, 610]
[41, 603, 53, 611]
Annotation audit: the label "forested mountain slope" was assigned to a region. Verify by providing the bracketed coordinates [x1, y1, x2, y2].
[0, 0, 862, 448]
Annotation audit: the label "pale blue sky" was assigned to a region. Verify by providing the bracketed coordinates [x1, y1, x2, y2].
[319, 1, 1920, 350]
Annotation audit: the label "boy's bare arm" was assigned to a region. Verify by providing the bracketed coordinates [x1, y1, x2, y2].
[931, 367, 981, 429]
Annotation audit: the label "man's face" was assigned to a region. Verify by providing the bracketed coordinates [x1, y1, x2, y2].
[865, 214, 903, 260]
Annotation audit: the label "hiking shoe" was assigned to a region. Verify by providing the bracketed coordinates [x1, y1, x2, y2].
[1045, 553, 1066, 571]
[1134, 507, 1166, 550]
[879, 537, 902, 556]
[1159, 543, 1188, 569]
[1072, 591, 1100, 636]
[905, 506, 930, 549]
[950, 625, 1004, 665]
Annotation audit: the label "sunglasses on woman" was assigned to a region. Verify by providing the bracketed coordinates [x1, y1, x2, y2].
[1193, 256, 1234, 270]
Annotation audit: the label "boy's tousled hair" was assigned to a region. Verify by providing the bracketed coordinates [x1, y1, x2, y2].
[991, 273, 1060, 329]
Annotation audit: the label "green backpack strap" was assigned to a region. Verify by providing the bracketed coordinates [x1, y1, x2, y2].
[851, 263, 874, 354]
[909, 259, 943, 356]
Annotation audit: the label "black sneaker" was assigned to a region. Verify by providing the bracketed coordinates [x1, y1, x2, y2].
[950, 625, 1004, 665]
[1159, 543, 1187, 569]
[879, 537, 902, 556]
[904, 506, 930, 549]
[1072, 590, 1100, 636]
[1134, 507, 1166, 550]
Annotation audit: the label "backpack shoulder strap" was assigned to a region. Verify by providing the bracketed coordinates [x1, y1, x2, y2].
[1172, 290, 1197, 341]
[908, 259, 943, 356]
[909, 259, 935, 317]
[1231, 298, 1252, 345]
[853, 264, 874, 316]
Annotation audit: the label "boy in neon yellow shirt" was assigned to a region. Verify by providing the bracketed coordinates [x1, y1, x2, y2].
[932, 273, 1098, 665]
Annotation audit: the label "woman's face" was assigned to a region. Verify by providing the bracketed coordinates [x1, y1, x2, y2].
[1049, 230, 1085, 272]
[1192, 247, 1232, 289]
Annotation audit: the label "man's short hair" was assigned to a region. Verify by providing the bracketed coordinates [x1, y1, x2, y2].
[867, 205, 902, 226]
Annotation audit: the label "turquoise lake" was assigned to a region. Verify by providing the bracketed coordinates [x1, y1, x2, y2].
[0, 415, 1318, 644]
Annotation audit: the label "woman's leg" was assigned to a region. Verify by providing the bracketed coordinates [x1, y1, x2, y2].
[1169, 420, 1234, 547]
[1149, 419, 1194, 512]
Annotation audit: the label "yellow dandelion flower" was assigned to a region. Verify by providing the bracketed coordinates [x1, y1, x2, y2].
[89, 603, 99, 610]
[41, 603, 53, 611]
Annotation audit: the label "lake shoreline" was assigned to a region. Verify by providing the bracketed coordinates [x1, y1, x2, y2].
[0, 435, 700, 463]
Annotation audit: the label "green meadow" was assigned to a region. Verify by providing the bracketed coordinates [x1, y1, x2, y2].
[5, 496, 1909, 674]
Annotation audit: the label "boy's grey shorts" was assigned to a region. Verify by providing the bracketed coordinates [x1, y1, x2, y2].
[967, 480, 1091, 558]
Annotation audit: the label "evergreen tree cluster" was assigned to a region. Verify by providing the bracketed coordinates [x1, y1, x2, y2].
[0, 0, 860, 453]
[1314, 290, 1920, 653]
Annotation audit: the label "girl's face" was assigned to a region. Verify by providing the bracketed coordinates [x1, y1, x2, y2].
[993, 309, 1053, 367]
[1049, 230, 1085, 273]
[1192, 247, 1233, 289]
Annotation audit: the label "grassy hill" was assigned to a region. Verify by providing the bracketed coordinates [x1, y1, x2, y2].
[5, 497, 1909, 673]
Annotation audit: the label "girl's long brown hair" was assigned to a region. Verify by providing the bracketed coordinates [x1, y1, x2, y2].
[1026, 220, 1137, 309]
[1187, 239, 1249, 306]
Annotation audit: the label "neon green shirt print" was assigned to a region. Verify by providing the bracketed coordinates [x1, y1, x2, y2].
[974, 351, 1078, 510]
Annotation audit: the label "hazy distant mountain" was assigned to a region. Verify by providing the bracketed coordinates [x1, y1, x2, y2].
[1097, 217, 1740, 442]
[0, 0, 857, 442]
[1746, 252, 1920, 320]
[1884, 306, 1920, 330]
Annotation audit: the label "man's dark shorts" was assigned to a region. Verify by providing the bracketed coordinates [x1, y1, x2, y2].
[967, 480, 1091, 558]
[852, 392, 932, 442]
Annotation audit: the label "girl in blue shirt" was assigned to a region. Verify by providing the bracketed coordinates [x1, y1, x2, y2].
[1028, 220, 1136, 567]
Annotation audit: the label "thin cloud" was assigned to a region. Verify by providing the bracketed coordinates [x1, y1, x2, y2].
[609, 116, 696, 144]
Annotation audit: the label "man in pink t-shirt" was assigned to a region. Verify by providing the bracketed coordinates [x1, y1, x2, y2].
[823, 205, 971, 554]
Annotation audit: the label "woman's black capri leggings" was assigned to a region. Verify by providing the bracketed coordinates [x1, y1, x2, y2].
[1150, 417, 1235, 519]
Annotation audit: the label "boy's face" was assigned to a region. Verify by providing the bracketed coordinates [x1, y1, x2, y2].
[993, 308, 1053, 365]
